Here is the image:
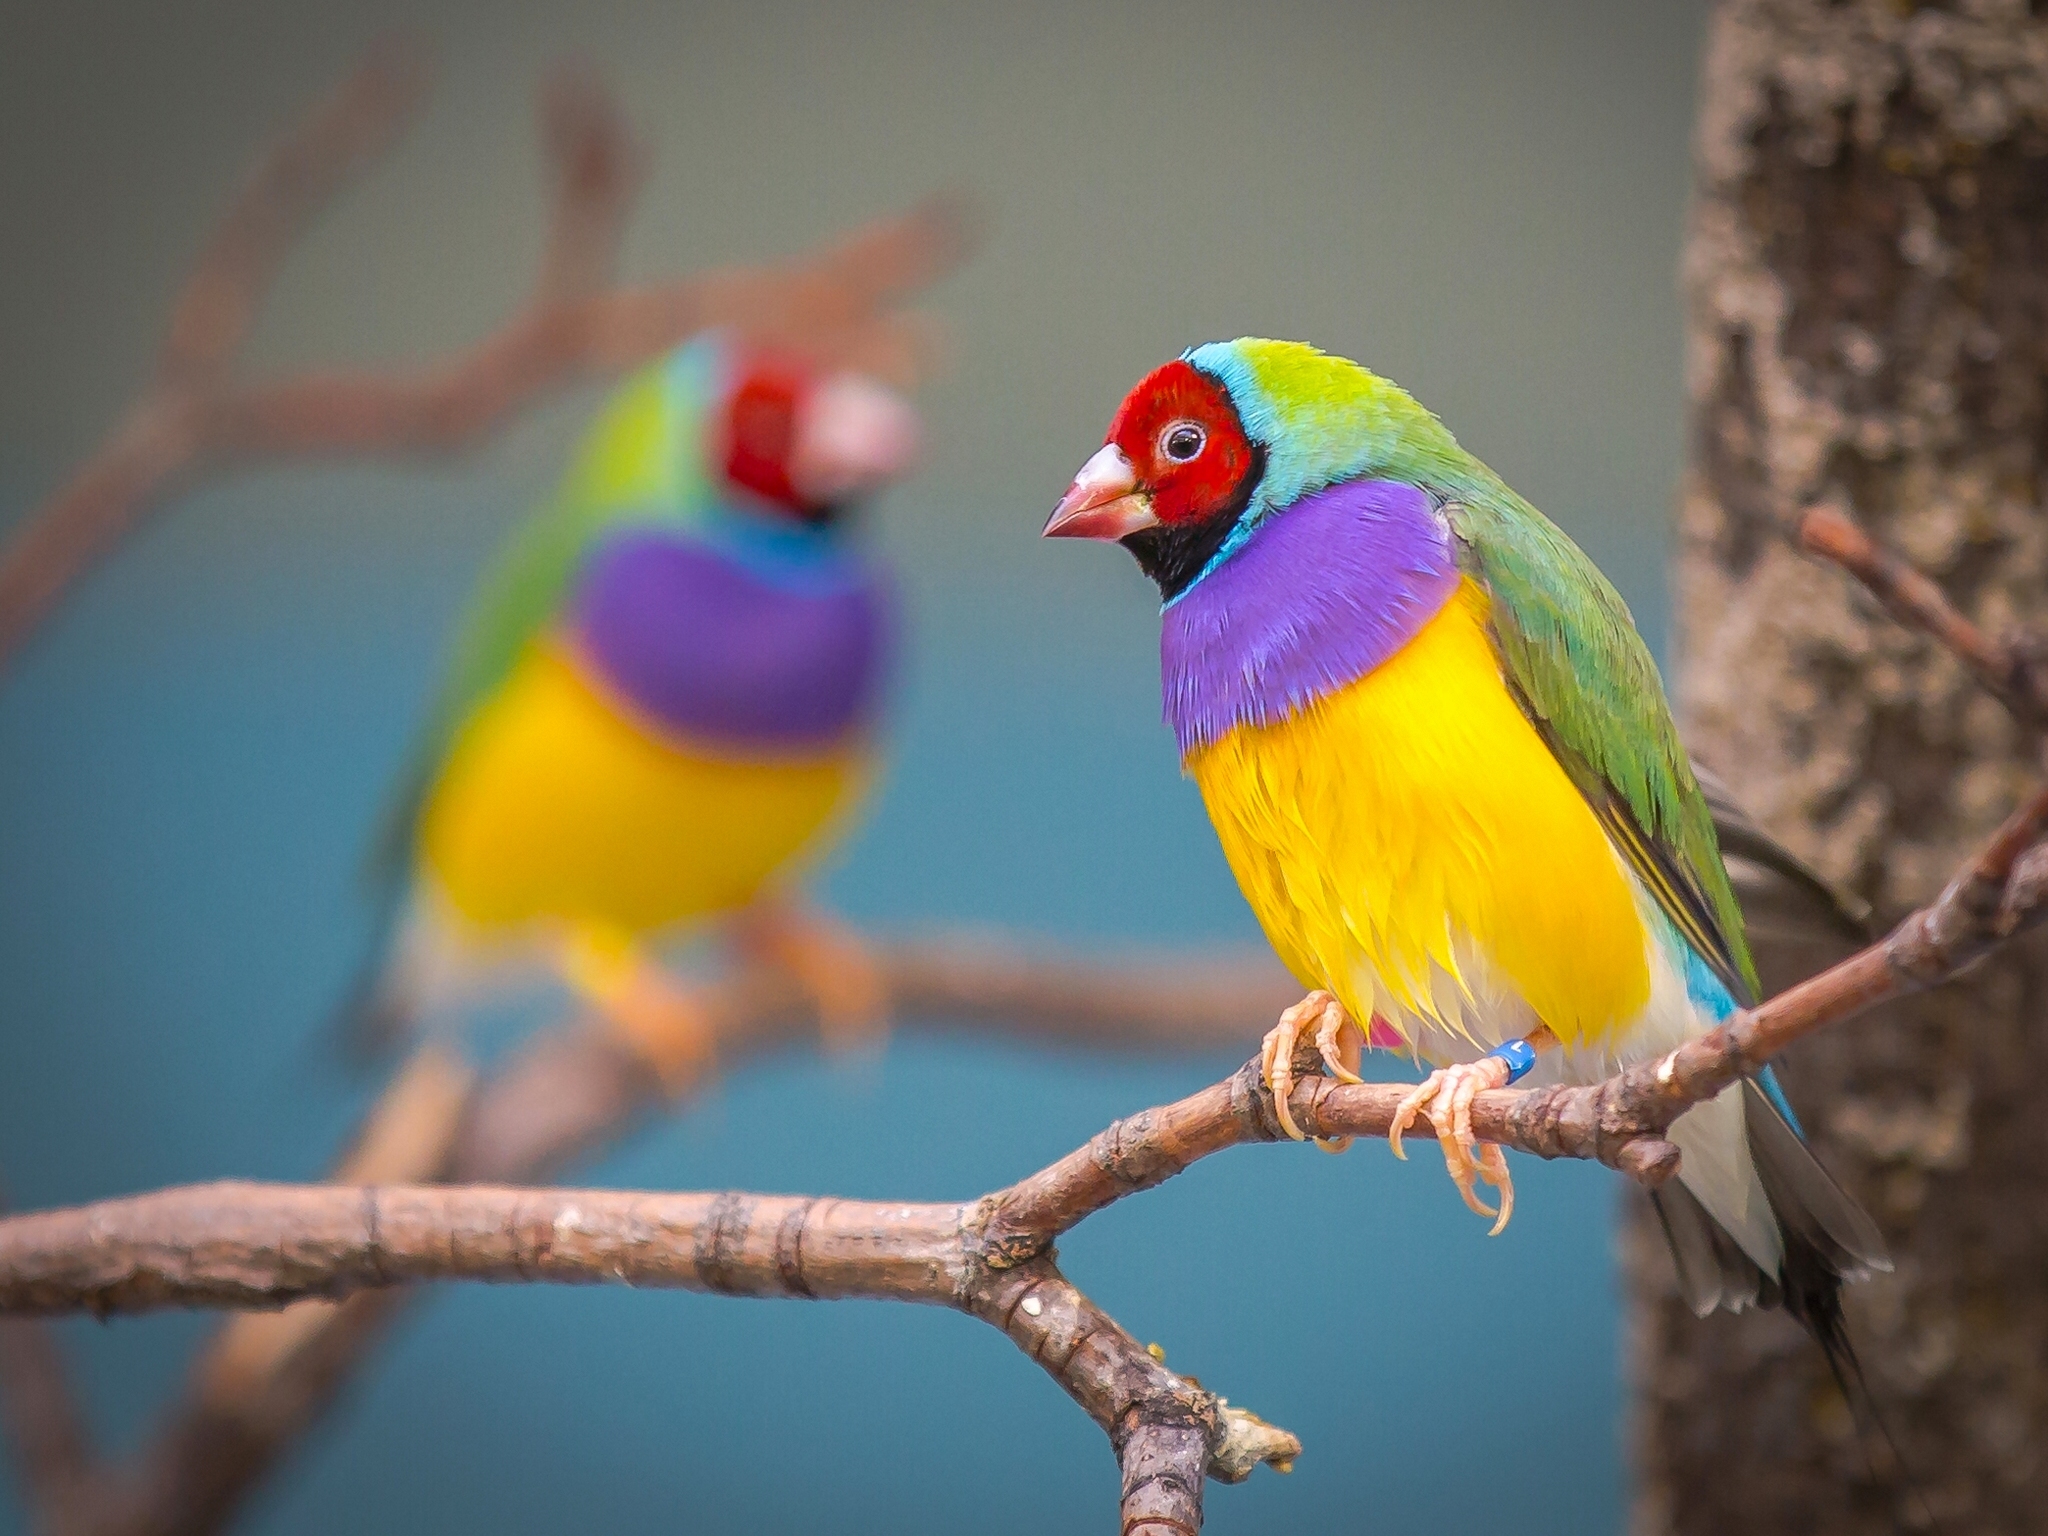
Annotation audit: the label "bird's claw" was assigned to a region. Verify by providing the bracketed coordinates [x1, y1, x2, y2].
[1389, 1058, 1517, 1235]
[1259, 991, 1362, 1148]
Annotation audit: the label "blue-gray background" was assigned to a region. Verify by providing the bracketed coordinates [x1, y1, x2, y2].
[0, 2, 1706, 1531]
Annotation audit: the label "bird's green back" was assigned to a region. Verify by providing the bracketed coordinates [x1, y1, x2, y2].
[365, 346, 718, 887]
[1446, 479, 1759, 1003]
[1195, 338, 1759, 1002]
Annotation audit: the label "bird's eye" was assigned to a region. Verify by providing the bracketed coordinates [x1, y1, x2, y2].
[1162, 422, 1205, 462]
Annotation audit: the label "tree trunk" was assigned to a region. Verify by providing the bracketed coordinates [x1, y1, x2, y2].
[1639, 3, 2048, 1531]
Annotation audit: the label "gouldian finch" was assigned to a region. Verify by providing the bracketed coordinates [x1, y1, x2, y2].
[353, 333, 917, 1079]
[1045, 338, 1888, 1327]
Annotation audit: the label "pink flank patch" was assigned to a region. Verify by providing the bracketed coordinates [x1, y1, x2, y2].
[1364, 1015, 1405, 1051]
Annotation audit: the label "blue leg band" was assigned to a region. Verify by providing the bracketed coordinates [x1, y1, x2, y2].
[1485, 1037, 1539, 1085]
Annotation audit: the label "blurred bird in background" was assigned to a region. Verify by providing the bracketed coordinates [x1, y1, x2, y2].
[345, 331, 919, 1084]
[1045, 338, 1889, 1352]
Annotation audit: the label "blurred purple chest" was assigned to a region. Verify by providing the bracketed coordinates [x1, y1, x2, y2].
[567, 529, 893, 752]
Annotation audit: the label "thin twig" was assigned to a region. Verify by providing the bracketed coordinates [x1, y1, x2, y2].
[157, 41, 434, 394]
[1799, 504, 2048, 727]
[530, 63, 649, 306]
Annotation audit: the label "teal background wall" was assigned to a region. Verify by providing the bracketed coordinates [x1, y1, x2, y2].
[0, 2, 1706, 1531]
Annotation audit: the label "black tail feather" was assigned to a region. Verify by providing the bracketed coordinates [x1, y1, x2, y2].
[1779, 1233, 1942, 1534]
[1651, 1080, 1934, 1530]
[1650, 1178, 1762, 1317]
[319, 876, 413, 1066]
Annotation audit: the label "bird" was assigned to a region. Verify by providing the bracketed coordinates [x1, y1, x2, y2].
[347, 332, 918, 1083]
[1043, 337, 1889, 1331]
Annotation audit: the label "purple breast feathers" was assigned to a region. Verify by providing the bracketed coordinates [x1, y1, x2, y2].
[569, 528, 892, 752]
[1161, 479, 1461, 756]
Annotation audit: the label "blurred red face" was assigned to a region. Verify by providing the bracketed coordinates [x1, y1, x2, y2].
[722, 361, 810, 512]
[718, 353, 921, 521]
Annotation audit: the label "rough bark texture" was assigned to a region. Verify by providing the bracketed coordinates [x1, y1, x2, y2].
[1642, 3, 2048, 1531]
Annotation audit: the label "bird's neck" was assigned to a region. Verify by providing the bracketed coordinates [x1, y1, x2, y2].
[695, 497, 856, 585]
[1160, 478, 1461, 757]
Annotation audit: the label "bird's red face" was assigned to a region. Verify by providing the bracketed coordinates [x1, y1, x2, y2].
[1044, 359, 1263, 596]
[718, 350, 921, 524]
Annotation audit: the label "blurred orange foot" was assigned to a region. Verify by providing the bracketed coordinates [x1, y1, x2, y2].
[733, 896, 889, 1053]
[557, 925, 714, 1092]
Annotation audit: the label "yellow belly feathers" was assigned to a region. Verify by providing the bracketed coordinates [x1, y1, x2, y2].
[1186, 579, 1649, 1051]
[418, 641, 867, 935]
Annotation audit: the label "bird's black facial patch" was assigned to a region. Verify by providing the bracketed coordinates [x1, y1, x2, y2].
[1120, 444, 1264, 602]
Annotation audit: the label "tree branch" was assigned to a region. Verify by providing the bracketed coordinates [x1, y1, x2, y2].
[15, 940, 1293, 1536]
[0, 43, 970, 671]
[157, 42, 434, 394]
[0, 1179, 1303, 1515]
[529, 63, 648, 306]
[13, 765, 2048, 1312]
[1799, 504, 2048, 728]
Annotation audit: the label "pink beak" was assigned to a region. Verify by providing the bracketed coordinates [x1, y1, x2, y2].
[790, 374, 923, 504]
[1043, 445, 1159, 540]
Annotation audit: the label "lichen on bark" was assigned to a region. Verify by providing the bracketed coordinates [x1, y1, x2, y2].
[1644, 3, 2048, 1531]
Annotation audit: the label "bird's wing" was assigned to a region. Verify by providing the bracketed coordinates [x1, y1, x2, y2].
[364, 363, 701, 889]
[1692, 761, 1871, 943]
[1443, 490, 1760, 1005]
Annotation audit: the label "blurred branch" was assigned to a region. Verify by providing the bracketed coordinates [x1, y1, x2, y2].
[1800, 504, 2048, 729]
[0, 1183, 94, 1533]
[0, 42, 970, 671]
[156, 42, 433, 395]
[530, 65, 650, 306]
[0, 1320, 93, 1531]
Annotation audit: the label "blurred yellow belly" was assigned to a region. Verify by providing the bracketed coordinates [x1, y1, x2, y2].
[418, 642, 868, 934]
[1183, 580, 1650, 1049]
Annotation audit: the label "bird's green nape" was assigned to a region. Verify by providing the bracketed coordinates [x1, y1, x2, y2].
[1189, 336, 1759, 1004]
[1184, 338, 1470, 518]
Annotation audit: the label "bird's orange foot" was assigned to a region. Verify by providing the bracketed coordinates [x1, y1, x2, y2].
[734, 898, 888, 1053]
[558, 928, 714, 1093]
[1259, 991, 1364, 1148]
[1389, 1058, 1516, 1235]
